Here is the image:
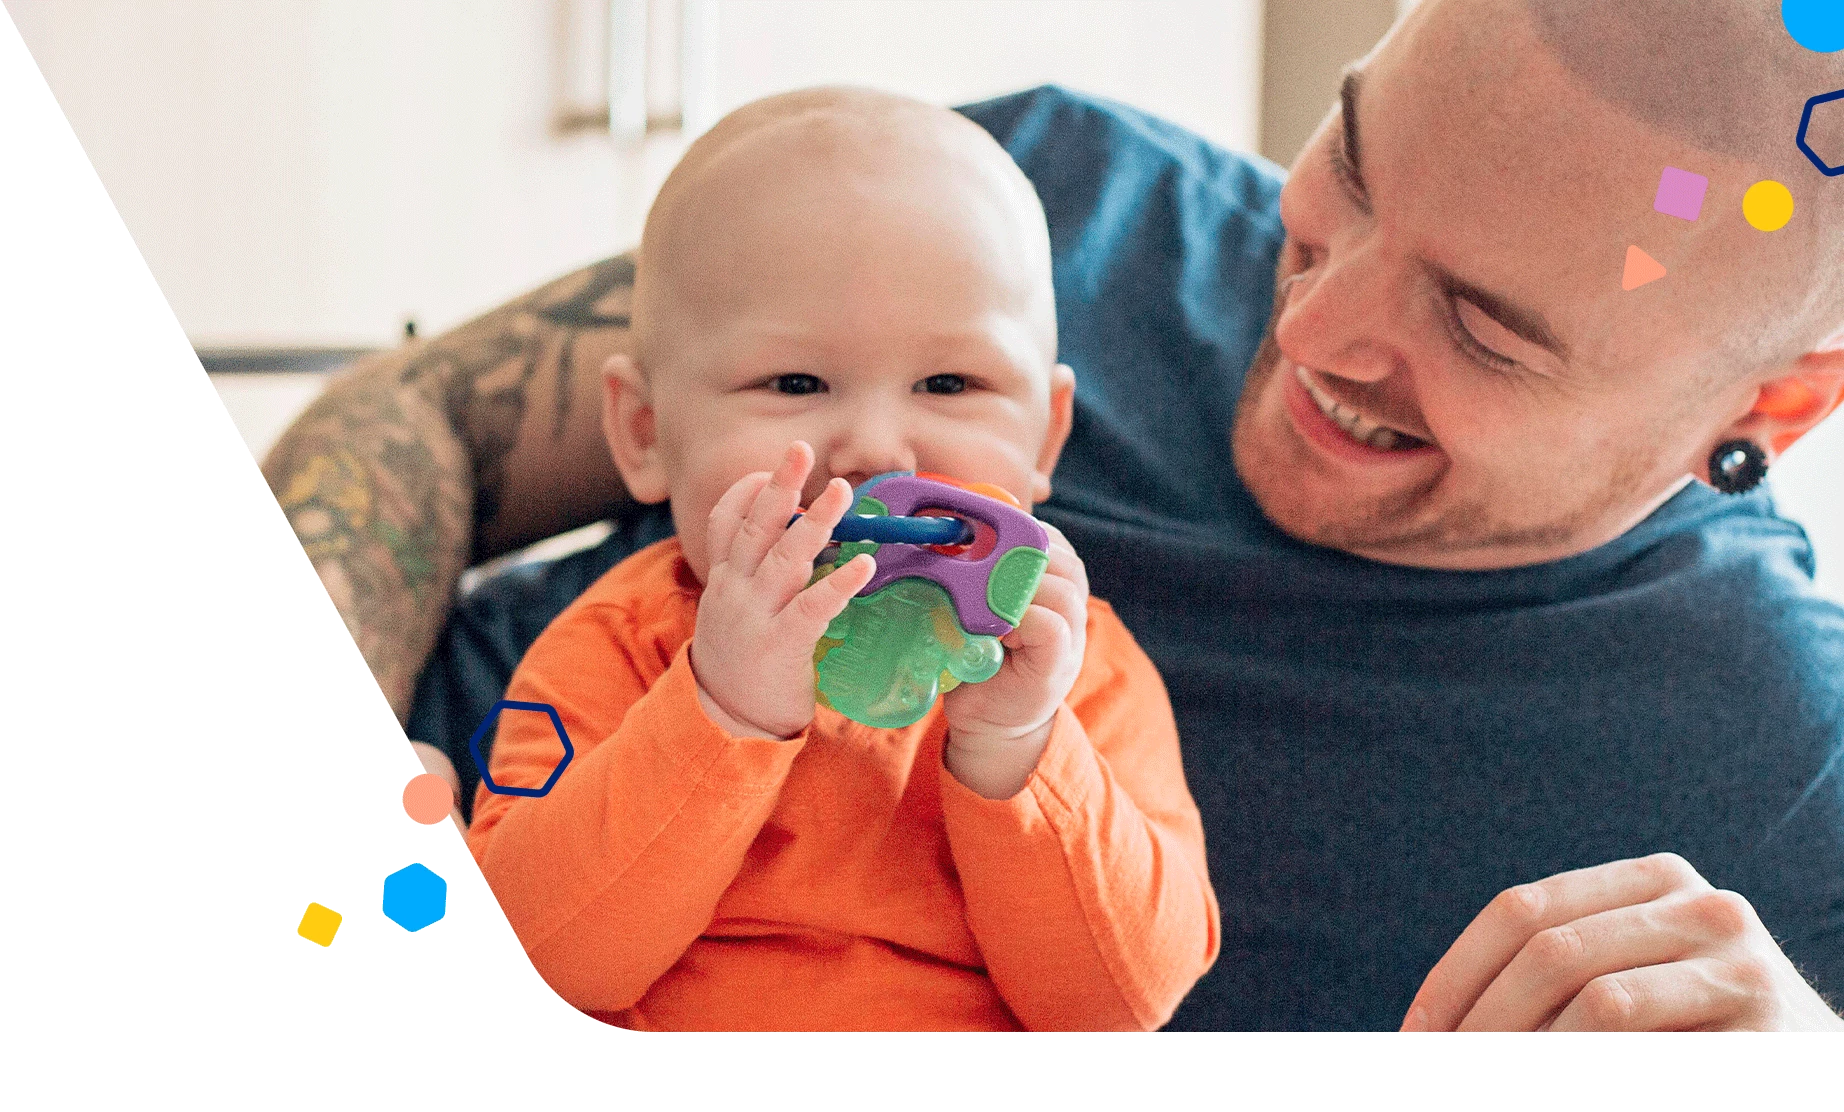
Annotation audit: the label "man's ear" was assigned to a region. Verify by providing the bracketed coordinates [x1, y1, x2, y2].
[601, 353, 671, 504]
[1029, 363, 1078, 505]
[1705, 350, 1844, 479]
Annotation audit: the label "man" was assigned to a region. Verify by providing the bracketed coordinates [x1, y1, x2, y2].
[265, 0, 1844, 1029]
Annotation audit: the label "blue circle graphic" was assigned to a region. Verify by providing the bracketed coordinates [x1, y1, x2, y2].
[1784, 0, 1844, 52]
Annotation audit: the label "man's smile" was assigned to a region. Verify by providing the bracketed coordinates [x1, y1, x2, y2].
[1282, 360, 1437, 463]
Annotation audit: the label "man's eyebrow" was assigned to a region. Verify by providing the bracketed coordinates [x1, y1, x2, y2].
[1336, 70, 1371, 214]
[1338, 69, 1567, 363]
[1434, 269, 1571, 361]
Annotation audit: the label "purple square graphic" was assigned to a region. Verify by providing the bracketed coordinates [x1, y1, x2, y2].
[1654, 166, 1708, 221]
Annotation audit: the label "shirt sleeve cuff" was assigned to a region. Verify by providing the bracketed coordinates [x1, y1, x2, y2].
[937, 705, 1102, 833]
[638, 641, 809, 797]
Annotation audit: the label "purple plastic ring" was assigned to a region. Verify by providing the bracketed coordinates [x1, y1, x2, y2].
[855, 474, 1049, 636]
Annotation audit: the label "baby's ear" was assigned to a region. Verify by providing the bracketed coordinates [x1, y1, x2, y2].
[1030, 363, 1078, 505]
[602, 353, 670, 504]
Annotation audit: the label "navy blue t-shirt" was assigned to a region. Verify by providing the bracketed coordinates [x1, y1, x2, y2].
[409, 86, 1844, 1030]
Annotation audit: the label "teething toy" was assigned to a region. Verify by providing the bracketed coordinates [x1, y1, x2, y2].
[809, 472, 1050, 728]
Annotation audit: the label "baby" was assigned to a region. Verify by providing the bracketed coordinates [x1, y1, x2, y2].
[467, 87, 1217, 1031]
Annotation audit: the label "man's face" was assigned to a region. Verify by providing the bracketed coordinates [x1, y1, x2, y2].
[1233, 0, 1765, 570]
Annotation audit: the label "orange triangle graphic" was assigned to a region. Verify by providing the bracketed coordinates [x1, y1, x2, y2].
[1622, 245, 1667, 290]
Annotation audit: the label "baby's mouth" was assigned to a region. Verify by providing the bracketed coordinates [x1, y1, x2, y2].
[1293, 364, 1430, 452]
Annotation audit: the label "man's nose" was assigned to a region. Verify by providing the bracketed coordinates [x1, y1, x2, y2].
[1275, 238, 1407, 386]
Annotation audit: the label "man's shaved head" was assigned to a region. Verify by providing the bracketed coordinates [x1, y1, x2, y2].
[1526, 0, 1837, 166]
[1523, 0, 1844, 365]
[631, 86, 1056, 374]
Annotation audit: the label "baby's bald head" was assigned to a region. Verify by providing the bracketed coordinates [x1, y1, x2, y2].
[603, 88, 1076, 579]
[631, 87, 1057, 377]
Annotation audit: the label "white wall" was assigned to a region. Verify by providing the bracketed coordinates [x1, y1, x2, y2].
[7, 0, 1261, 347]
[1258, 0, 1396, 166]
[708, 1, 1261, 153]
[8, 0, 643, 346]
[1769, 415, 1844, 603]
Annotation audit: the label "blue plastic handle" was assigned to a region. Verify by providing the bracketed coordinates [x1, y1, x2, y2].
[789, 513, 973, 545]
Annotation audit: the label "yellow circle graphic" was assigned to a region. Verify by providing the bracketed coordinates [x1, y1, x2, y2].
[1742, 180, 1795, 231]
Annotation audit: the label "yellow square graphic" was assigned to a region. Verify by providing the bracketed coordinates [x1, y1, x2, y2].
[297, 902, 342, 947]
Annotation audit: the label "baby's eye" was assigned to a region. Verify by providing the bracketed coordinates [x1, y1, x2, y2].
[770, 373, 827, 395]
[916, 373, 967, 395]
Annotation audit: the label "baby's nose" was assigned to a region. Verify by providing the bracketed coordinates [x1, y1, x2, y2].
[815, 400, 919, 495]
[820, 447, 917, 495]
[832, 467, 898, 492]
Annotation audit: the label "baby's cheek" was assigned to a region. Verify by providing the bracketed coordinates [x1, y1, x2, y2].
[670, 513, 713, 584]
[917, 445, 1038, 508]
[668, 479, 730, 584]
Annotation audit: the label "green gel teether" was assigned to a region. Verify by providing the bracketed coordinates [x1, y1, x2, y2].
[813, 576, 1003, 729]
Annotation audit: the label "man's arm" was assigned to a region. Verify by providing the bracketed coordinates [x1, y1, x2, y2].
[260, 254, 635, 721]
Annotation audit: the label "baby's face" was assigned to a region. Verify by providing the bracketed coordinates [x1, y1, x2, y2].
[608, 120, 1072, 581]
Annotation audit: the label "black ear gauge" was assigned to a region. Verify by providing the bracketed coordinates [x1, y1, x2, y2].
[1708, 439, 1769, 495]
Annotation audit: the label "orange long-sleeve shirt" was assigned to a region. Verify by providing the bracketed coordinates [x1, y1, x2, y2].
[468, 538, 1218, 1031]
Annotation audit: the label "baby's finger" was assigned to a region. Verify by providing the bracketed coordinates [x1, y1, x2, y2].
[759, 477, 855, 603]
[1038, 523, 1089, 595]
[784, 552, 876, 640]
[1029, 571, 1087, 627]
[706, 471, 773, 567]
[730, 442, 815, 575]
[1000, 603, 1073, 663]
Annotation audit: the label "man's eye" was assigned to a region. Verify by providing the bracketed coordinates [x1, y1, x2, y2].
[917, 373, 967, 395]
[771, 373, 826, 395]
[1447, 299, 1522, 375]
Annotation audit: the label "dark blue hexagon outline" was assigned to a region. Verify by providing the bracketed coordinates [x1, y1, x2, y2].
[1797, 89, 1844, 177]
[468, 699, 575, 798]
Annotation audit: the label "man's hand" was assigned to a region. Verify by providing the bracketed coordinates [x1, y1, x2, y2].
[690, 442, 875, 740]
[942, 523, 1089, 799]
[1402, 852, 1844, 1031]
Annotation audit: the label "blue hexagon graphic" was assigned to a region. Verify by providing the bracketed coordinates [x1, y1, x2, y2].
[382, 863, 447, 932]
[469, 699, 575, 798]
[1796, 89, 1844, 177]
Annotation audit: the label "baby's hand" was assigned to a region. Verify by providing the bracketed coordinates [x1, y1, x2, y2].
[942, 523, 1089, 798]
[690, 442, 875, 739]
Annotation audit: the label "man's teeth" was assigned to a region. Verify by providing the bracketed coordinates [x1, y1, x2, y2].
[1295, 365, 1413, 451]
